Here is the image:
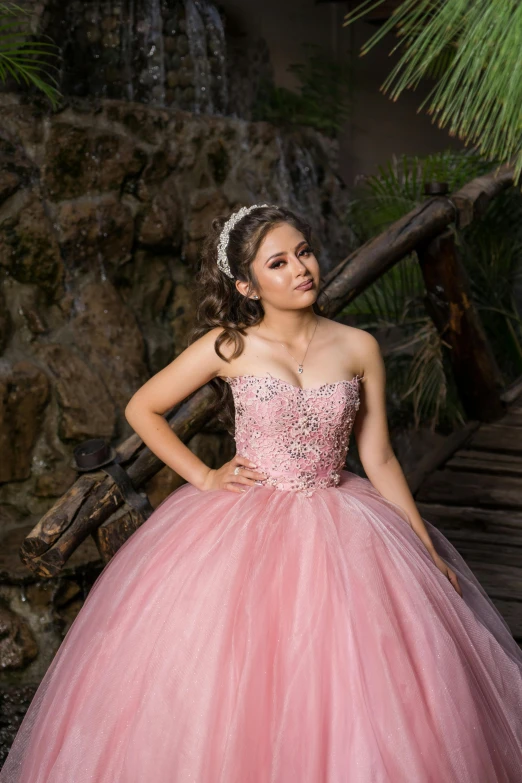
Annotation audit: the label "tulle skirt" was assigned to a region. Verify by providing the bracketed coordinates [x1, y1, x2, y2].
[2, 470, 522, 782]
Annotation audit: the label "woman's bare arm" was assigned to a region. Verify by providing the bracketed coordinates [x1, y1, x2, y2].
[352, 331, 437, 557]
[124, 327, 266, 492]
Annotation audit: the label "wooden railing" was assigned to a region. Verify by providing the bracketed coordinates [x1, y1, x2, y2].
[21, 163, 521, 577]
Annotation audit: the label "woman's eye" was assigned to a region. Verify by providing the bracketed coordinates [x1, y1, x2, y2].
[269, 248, 313, 269]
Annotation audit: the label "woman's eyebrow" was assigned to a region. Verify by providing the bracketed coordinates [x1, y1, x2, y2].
[264, 241, 308, 265]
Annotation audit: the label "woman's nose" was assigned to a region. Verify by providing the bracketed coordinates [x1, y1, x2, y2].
[291, 255, 308, 272]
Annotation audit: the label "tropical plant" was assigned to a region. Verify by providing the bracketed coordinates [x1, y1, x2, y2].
[349, 149, 492, 242]
[341, 150, 522, 430]
[343, 0, 522, 180]
[0, 2, 61, 107]
[459, 191, 522, 379]
[252, 42, 353, 137]
[341, 250, 463, 432]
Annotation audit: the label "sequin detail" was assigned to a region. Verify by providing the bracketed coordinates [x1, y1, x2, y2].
[224, 373, 361, 497]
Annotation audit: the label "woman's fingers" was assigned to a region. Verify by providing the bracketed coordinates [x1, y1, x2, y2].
[234, 454, 258, 468]
[225, 457, 267, 492]
[447, 569, 463, 597]
[229, 469, 267, 485]
[231, 457, 267, 481]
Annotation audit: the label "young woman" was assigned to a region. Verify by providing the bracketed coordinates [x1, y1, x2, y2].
[2, 203, 522, 782]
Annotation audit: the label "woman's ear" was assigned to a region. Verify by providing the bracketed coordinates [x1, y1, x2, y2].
[235, 281, 257, 300]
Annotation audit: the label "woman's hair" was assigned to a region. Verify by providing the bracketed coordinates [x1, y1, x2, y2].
[187, 204, 325, 434]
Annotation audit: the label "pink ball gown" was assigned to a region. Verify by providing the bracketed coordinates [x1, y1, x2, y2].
[2, 372, 522, 783]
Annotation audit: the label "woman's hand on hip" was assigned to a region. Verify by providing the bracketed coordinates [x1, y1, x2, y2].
[200, 455, 268, 493]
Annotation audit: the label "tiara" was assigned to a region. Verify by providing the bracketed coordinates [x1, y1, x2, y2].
[216, 203, 271, 279]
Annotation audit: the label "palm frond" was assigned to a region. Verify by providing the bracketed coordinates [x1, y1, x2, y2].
[344, 253, 426, 328]
[0, 3, 27, 14]
[399, 321, 459, 431]
[423, 45, 457, 82]
[343, 0, 522, 179]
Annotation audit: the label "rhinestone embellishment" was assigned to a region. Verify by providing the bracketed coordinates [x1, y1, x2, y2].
[224, 373, 361, 497]
[216, 204, 271, 278]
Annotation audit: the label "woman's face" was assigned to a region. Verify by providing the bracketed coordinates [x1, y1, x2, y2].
[239, 221, 320, 309]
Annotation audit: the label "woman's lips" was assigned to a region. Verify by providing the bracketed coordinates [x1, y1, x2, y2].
[295, 279, 313, 290]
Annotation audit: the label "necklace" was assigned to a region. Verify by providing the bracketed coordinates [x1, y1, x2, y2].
[278, 317, 319, 374]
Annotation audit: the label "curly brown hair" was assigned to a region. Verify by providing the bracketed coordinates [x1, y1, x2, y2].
[188, 204, 325, 434]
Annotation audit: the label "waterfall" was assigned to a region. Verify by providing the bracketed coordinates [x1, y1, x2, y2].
[44, 0, 228, 113]
[121, 0, 135, 102]
[184, 0, 212, 115]
[199, 0, 228, 115]
[143, 0, 166, 106]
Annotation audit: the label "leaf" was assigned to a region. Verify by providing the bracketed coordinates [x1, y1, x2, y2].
[0, 1, 62, 107]
[343, 0, 522, 179]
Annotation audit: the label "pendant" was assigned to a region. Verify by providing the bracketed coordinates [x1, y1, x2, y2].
[298, 365, 303, 374]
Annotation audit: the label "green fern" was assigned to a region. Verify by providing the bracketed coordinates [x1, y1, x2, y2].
[0, 2, 61, 107]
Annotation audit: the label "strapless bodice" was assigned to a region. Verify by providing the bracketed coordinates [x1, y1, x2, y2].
[224, 373, 362, 497]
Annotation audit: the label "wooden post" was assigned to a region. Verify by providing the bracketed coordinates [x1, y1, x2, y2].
[91, 508, 144, 563]
[416, 228, 505, 422]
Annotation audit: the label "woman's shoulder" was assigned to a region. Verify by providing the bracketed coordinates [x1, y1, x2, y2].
[325, 319, 379, 351]
[325, 321, 381, 379]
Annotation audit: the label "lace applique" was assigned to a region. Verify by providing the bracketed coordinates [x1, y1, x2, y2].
[224, 374, 361, 497]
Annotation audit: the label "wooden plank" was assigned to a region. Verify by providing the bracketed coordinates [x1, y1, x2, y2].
[499, 412, 522, 428]
[416, 470, 522, 509]
[407, 420, 480, 495]
[445, 450, 522, 475]
[455, 561, 522, 602]
[431, 540, 522, 568]
[500, 375, 522, 405]
[417, 509, 522, 565]
[417, 503, 522, 541]
[463, 425, 522, 454]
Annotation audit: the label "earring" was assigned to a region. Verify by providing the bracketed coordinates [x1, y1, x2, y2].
[253, 295, 259, 299]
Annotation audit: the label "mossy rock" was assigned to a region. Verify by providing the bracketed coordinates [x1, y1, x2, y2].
[0, 191, 63, 297]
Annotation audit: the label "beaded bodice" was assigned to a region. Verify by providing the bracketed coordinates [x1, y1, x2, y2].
[224, 372, 362, 497]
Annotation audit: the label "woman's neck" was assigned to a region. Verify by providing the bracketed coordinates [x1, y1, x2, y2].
[254, 308, 319, 344]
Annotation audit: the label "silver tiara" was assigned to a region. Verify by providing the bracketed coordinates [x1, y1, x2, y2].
[216, 203, 271, 279]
